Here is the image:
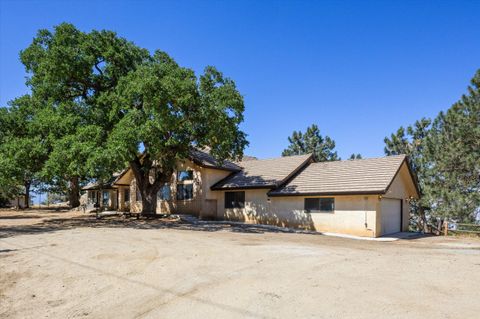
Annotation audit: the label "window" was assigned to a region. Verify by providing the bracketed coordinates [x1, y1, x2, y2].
[158, 184, 171, 201]
[102, 191, 109, 207]
[304, 198, 334, 212]
[177, 184, 193, 200]
[177, 170, 194, 182]
[124, 189, 130, 203]
[225, 191, 245, 209]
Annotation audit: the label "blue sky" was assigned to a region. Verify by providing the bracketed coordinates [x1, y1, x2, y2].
[1, 0, 479, 161]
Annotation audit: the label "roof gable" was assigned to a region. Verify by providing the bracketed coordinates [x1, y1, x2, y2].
[268, 155, 411, 196]
[211, 154, 313, 190]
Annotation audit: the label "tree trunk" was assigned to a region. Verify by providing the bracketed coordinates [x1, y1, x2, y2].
[141, 191, 157, 216]
[129, 156, 173, 217]
[69, 177, 80, 208]
[24, 181, 30, 209]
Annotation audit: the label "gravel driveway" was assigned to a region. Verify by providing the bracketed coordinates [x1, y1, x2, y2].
[1, 209, 479, 318]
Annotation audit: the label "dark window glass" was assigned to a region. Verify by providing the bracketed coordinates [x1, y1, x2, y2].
[319, 198, 335, 211]
[158, 184, 171, 200]
[177, 184, 193, 200]
[305, 198, 334, 212]
[124, 189, 130, 202]
[102, 191, 109, 206]
[177, 170, 194, 182]
[304, 198, 320, 211]
[225, 191, 245, 209]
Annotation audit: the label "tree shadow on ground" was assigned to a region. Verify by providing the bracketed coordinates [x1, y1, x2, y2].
[0, 214, 320, 239]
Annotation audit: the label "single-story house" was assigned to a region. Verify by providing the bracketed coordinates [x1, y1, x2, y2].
[7, 194, 26, 209]
[82, 149, 419, 237]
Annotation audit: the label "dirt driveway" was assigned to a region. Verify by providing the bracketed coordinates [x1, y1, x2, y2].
[1, 209, 479, 319]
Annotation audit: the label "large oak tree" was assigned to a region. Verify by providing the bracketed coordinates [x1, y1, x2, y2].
[19, 23, 247, 213]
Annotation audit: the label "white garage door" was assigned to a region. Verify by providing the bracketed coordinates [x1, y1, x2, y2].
[381, 198, 401, 235]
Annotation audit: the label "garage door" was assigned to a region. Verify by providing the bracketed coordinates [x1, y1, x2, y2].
[381, 198, 401, 235]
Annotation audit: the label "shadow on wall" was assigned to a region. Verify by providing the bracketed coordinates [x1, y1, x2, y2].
[224, 200, 316, 231]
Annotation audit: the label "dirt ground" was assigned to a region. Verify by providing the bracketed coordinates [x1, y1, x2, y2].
[1, 209, 479, 319]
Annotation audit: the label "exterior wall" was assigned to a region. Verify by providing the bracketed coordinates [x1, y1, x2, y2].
[116, 186, 130, 212]
[199, 167, 231, 218]
[380, 162, 419, 233]
[216, 189, 379, 237]
[8, 196, 26, 209]
[85, 189, 117, 210]
[128, 159, 231, 216]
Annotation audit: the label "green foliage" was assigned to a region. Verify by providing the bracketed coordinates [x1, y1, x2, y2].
[384, 118, 432, 229]
[423, 70, 480, 222]
[384, 70, 480, 228]
[0, 95, 49, 207]
[18, 23, 248, 212]
[282, 124, 339, 161]
[349, 154, 362, 160]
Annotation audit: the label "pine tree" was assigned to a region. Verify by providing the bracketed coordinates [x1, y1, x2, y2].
[282, 124, 339, 161]
[349, 154, 362, 160]
[384, 118, 432, 230]
[424, 70, 480, 222]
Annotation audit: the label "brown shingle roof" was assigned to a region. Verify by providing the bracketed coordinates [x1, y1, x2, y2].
[211, 154, 313, 190]
[82, 172, 122, 190]
[190, 148, 242, 171]
[268, 155, 408, 196]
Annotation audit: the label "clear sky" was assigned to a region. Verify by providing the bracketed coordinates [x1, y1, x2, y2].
[1, 0, 479, 160]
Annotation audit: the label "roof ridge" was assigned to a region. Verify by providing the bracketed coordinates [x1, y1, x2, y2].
[240, 153, 312, 163]
[310, 154, 406, 165]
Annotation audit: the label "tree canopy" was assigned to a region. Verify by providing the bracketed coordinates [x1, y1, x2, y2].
[282, 124, 339, 161]
[423, 70, 480, 222]
[349, 154, 362, 160]
[385, 70, 480, 228]
[0, 95, 49, 207]
[16, 23, 248, 213]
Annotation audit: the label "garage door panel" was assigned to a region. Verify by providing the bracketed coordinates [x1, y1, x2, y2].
[381, 198, 401, 235]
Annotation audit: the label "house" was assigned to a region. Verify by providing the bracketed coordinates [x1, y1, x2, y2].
[8, 194, 26, 209]
[82, 149, 419, 237]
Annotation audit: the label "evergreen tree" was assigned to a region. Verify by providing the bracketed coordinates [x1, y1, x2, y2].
[385, 69, 480, 229]
[349, 154, 362, 160]
[424, 70, 480, 222]
[384, 118, 431, 230]
[282, 124, 339, 161]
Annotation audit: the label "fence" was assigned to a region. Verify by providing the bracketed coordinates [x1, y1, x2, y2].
[444, 222, 480, 236]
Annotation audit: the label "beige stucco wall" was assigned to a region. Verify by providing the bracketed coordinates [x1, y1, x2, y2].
[216, 190, 379, 236]
[378, 162, 419, 233]
[127, 159, 231, 216]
